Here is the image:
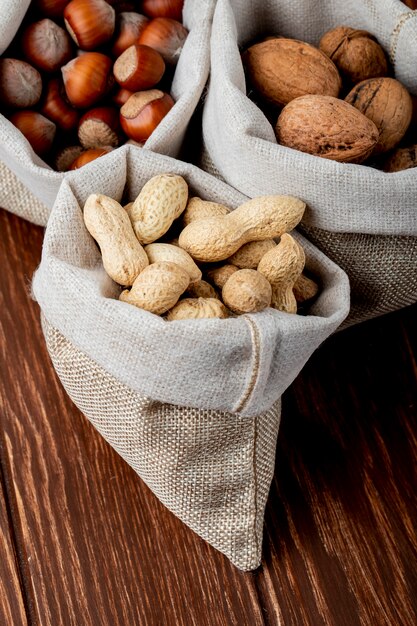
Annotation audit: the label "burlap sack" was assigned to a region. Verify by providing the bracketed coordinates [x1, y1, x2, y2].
[32, 147, 350, 569]
[0, 0, 215, 225]
[202, 0, 417, 326]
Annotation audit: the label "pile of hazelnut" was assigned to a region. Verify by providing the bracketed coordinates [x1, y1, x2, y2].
[0, 0, 186, 171]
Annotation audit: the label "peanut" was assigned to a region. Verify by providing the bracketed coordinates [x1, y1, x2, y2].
[178, 195, 305, 262]
[228, 239, 276, 269]
[185, 280, 218, 299]
[206, 264, 238, 290]
[144, 243, 202, 284]
[166, 298, 228, 321]
[258, 234, 305, 313]
[293, 274, 319, 303]
[182, 196, 230, 226]
[119, 261, 190, 315]
[83, 193, 148, 286]
[124, 201, 134, 219]
[130, 174, 188, 244]
[222, 269, 272, 314]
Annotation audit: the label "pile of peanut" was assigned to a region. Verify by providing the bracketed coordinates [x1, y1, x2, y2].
[83, 174, 319, 320]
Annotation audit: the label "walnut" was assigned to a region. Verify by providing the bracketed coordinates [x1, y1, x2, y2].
[382, 145, 417, 172]
[275, 94, 379, 163]
[319, 26, 388, 85]
[345, 77, 413, 154]
[243, 37, 341, 107]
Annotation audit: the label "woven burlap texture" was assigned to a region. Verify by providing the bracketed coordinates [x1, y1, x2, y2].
[32, 148, 350, 567]
[0, 161, 49, 226]
[202, 0, 417, 325]
[42, 316, 281, 571]
[299, 225, 417, 327]
[0, 0, 215, 225]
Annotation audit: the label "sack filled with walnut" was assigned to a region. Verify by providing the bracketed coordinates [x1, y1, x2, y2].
[202, 0, 417, 326]
[0, 0, 214, 225]
[32, 146, 349, 570]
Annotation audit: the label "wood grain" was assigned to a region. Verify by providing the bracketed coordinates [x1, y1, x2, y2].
[257, 305, 417, 626]
[0, 207, 264, 626]
[0, 471, 28, 626]
[0, 206, 416, 626]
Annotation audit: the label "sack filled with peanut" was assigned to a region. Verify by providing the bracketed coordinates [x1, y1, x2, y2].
[202, 0, 417, 326]
[32, 146, 349, 570]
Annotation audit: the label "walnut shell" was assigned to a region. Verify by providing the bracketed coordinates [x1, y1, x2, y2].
[319, 26, 388, 85]
[382, 145, 417, 172]
[275, 94, 379, 163]
[345, 77, 413, 154]
[243, 38, 341, 107]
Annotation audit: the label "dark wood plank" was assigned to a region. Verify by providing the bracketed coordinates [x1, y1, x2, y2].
[0, 208, 265, 626]
[257, 305, 417, 626]
[0, 471, 28, 626]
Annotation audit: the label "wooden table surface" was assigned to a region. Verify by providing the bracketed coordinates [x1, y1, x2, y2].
[0, 207, 416, 626]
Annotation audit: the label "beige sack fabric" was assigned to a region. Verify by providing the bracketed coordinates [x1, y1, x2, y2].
[32, 147, 350, 569]
[202, 0, 417, 326]
[0, 0, 215, 225]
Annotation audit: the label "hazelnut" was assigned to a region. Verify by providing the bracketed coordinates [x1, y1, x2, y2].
[61, 52, 113, 108]
[41, 78, 80, 131]
[119, 89, 174, 141]
[112, 87, 133, 106]
[112, 12, 149, 57]
[64, 0, 115, 50]
[113, 44, 165, 91]
[70, 146, 112, 168]
[141, 0, 184, 21]
[55, 145, 84, 171]
[319, 26, 388, 85]
[0, 59, 42, 109]
[78, 106, 121, 148]
[35, 0, 70, 17]
[138, 17, 188, 65]
[22, 19, 73, 73]
[10, 111, 56, 157]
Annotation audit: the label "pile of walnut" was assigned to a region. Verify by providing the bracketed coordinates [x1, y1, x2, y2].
[243, 26, 417, 173]
[83, 173, 319, 320]
[0, 0, 186, 171]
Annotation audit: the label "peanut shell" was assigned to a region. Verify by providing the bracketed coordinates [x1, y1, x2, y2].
[120, 261, 189, 314]
[130, 174, 188, 243]
[83, 193, 148, 286]
[167, 298, 228, 321]
[182, 197, 230, 226]
[222, 269, 272, 314]
[206, 265, 238, 290]
[185, 280, 219, 299]
[228, 239, 276, 269]
[144, 243, 202, 284]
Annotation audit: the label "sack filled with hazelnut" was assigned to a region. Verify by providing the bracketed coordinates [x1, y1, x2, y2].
[32, 145, 349, 570]
[202, 0, 417, 326]
[0, 0, 215, 225]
